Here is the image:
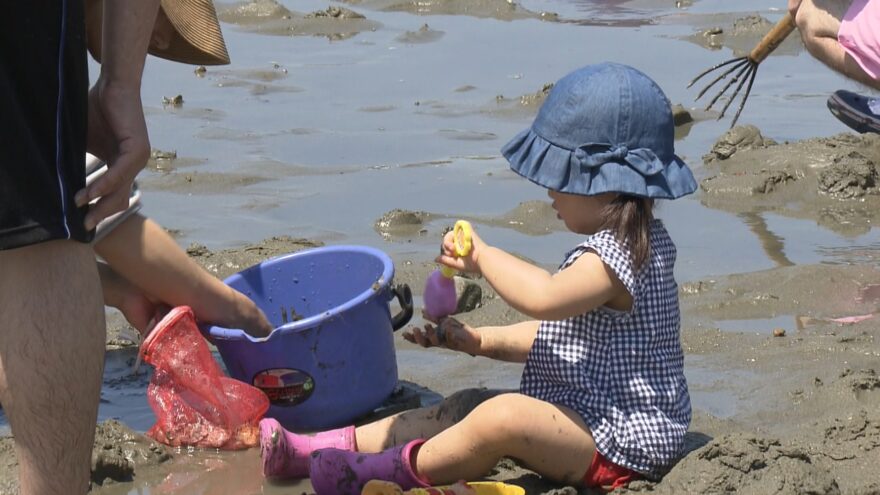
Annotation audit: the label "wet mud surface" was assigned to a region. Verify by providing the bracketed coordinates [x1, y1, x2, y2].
[700, 128, 880, 236]
[339, 0, 559, 22]
[681, 13, 804, 57]
[91, 172, 880, 494]
[219, 0, 382, 41]
[5, 0, 880, 493]
[85, 128, 880, 494]
[0, 420, 172, 494]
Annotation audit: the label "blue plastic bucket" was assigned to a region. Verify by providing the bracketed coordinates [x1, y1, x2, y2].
[205, 245, 413, 431]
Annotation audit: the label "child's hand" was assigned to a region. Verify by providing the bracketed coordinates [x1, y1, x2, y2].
[402, 317, 482, 356]
[437, 226, 484, 275]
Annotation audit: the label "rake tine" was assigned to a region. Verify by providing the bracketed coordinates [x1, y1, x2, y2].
[687, 56, 747, 89]
[728, 64, 759, 128]
[718, 63, 756, 119]
[694, 57, 750, 101]
[688, 12, 796, 126]
[705, 60, 751, 111]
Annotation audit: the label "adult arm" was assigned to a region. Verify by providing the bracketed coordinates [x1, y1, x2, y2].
[76, 0, 160, 231]
[94, 214, 273, 337]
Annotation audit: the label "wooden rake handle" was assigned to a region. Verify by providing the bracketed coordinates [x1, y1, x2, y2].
[749, 12, 797, 64]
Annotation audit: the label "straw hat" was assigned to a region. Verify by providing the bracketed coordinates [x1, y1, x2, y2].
[152, 0, 230, 66]
[88, 0, 230, 66]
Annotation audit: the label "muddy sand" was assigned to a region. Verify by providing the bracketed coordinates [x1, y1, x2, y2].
[4, 3, 880, 486]
[0, 128, 874, 494]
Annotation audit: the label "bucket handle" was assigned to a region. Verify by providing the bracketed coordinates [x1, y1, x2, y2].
[390, 284, 414, 331]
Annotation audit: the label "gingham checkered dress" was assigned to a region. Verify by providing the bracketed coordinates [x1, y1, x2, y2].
[519, 219, 691, 478]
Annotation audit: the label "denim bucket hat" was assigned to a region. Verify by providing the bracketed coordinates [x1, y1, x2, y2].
[502, 63, 697, 199]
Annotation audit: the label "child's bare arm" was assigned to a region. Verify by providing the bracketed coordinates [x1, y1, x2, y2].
[456, 246, 626, 320]
[403, 319, 538, 363]
[437, 228, 628, 321]
[477, 320, 539, 362]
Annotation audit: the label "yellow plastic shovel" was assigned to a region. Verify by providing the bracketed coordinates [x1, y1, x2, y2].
[362, 479, 525, 495]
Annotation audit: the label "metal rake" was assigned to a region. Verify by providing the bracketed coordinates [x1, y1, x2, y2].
[688, 12, 797, 127]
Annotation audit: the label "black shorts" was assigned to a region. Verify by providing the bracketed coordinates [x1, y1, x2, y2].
[0, 0, 91, 250]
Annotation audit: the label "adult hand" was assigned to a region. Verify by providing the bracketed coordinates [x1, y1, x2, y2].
[119, 290, 159, 337]
[98, 261, 158, 335]
[403, 317, 482, 356]
[76, 79, 150, 231]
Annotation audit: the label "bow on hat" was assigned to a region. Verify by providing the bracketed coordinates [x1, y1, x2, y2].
[573, 143, 665, 177]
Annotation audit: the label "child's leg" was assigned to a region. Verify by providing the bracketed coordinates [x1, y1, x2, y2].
[308, 392, 596, 494]
[356, 388, 504, 452]
[94, 214, 272, 337]
[415, 393, 595, 486]
[260, 388, 503, 478]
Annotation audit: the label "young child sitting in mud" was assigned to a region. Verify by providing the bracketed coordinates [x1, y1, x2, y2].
[258, 62, 697, 493]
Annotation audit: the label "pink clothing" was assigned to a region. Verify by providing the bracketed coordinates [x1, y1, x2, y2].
[839, 0, 880, 79]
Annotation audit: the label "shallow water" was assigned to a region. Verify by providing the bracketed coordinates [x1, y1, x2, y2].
[10, 0, 880, 492]
[134, 0, 878, 276]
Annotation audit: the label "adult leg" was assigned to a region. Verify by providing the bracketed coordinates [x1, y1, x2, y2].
[414, 393, 596, 485]
[0, 241, 105, 494]
[94, 213, 271, 337]
[794, 0, 880, 89]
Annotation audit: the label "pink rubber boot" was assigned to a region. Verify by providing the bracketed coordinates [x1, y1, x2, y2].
[309, 439, 429, 495]
[259, 418, 356, 479]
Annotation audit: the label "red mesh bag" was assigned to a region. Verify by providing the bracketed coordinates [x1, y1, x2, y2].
[140, 306, 269, 450]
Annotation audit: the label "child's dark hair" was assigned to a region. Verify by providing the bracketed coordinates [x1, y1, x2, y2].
[598, 195, 655, 269]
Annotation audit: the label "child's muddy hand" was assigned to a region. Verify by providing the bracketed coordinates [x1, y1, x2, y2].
[402, 325, 444, 348]
[421, 309, 440, 325]
[436, 318, 481, 356]
[403, 318, 481, 356]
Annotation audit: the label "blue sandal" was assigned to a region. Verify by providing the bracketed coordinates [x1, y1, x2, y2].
[827, 89, 880, 134]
